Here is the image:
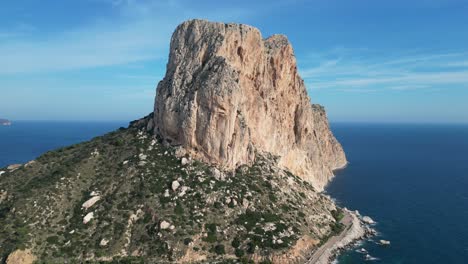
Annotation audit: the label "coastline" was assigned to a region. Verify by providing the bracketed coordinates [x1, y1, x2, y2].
[306, 209, 372, 264]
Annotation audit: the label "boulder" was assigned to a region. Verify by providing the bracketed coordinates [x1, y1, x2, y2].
[379, 239, 391, 245]
[82, 196, 101, 210]
[100, 239, 109, 247]
[83, 212, 94, 224]
[362, 216, 375, 225]
[7, 164, 21, 171]
[160, 220, 171, 230]
[6, 249, 36, 264]
[171, 180, 180, 191]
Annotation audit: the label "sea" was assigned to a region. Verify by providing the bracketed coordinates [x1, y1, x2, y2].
[1, 121, 467, 264]
[328, 123, 468, 264]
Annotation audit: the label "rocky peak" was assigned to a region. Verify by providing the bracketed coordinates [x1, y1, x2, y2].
[154, 19, 346, 191]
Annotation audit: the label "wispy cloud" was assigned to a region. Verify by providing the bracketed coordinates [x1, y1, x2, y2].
[299, 48, 468, 92]
[0, 0, 251, 74]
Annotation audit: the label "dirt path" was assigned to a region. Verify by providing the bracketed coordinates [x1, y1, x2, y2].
[306, 211, 354, 264]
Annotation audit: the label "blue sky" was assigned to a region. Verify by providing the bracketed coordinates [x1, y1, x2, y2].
[1, 0, 468, 123]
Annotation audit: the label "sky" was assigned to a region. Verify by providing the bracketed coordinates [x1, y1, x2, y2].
[1, 0, 468, 123]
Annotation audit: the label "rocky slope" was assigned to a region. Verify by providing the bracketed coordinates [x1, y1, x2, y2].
[0, 116, 347, 263]
[154, 19, 346, 191]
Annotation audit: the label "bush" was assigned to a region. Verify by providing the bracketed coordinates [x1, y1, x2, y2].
[184, 238, 193, 245]
[174, 203, 184, 215]
[330, 222, 344, 235]
[240, 257, 255, 264]
[46, 235, 59, 245]
[235, 248, 245, 258]
[247, 242, 256, 254]
[203, 223, 218, 243]
[331, 209, 344, 222]
[231, 237, 241, 248]
[214, 244, 225, 255]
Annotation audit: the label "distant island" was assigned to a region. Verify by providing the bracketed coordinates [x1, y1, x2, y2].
[0, 119, 11, 126]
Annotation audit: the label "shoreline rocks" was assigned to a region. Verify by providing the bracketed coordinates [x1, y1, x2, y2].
[379, 239, 391, 246]
[7, 164, 21, 171]
[362, 216, 376, 225]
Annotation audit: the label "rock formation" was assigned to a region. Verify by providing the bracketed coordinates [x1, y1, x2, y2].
[0, 119, 11, 126]
[154, 19, 346, 191]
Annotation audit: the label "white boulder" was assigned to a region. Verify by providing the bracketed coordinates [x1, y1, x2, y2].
[160, 220, 171, 230]
[82, 196, 101, 210]
[172, 181, 180, 191]
[7, 164, 21, 171]
[83, 212, 94, 224]
[178, 186, 189, 197]
[100, 238, 109, 247]
[379, 239, 391, 245]
[362, 216, 375, 225]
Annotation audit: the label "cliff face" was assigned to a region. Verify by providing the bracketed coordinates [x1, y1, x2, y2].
[154, 19, 346, 191]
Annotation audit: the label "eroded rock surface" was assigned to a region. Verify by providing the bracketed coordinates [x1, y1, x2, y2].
[154, 19, 346, 190]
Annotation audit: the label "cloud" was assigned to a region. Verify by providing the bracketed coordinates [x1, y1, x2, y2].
[300, 48, 468, 92]
[0, 0, 251, 75]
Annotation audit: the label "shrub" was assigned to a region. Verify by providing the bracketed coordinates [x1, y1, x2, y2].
[184, 238, 193, 245]
[203, 223, 217, 243]
[214, 244, 225, 255]
[247, 242, 256, 254]
[46, 235, 59, 245]
[231, 237, 241, 248]
[174, 203, 184, 215]
[331, 209, 344, 222]
[235, 248, 245, 258]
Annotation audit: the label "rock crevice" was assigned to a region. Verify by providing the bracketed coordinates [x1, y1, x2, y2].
[154, 19, 346, 191]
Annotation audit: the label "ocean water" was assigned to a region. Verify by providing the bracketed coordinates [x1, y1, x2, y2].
[0, 121, 127, 167]
[328, 123, 468, 264]
[1, 122, 467, 263]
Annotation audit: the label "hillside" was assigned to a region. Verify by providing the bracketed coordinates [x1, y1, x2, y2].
[1, 116, 346, 263]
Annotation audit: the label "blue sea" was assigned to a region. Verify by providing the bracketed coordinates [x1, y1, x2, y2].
[1, 121, 467, 263]
[0, 121, 127, 167]
[328, 123, 468, 264]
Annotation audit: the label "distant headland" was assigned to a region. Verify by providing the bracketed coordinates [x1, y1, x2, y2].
[0, 119, 11, 126]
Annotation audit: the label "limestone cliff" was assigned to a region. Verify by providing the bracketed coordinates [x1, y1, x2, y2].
[154, 19, 346, 191]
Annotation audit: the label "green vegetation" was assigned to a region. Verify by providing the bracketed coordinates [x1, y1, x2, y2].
[331, 208, 345, 222]
[214, 244, 225, 255]
[0, 116, 346, 263]
[235, 248, 245, 258]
